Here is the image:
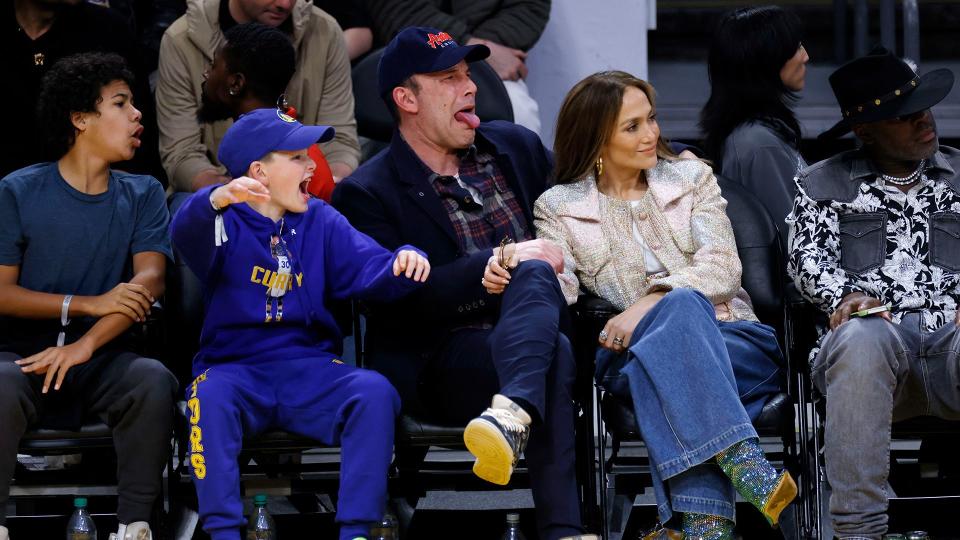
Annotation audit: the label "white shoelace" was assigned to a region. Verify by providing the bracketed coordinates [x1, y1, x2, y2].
[485, 407, 528, 435]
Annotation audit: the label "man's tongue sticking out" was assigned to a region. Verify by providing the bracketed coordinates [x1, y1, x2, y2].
[455, 110, 481, 129]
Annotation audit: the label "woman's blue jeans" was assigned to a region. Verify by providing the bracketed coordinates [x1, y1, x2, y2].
[595, 289, 783, 524]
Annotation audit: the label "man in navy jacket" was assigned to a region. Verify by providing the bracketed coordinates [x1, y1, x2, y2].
[333, 27, 594, 540]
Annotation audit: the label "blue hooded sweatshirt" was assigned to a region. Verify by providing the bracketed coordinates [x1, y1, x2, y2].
[171, 185, 424, 375]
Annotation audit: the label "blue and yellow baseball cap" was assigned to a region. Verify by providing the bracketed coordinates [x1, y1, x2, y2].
[218, 108, 335, 178]
[378, 26, 490, 98]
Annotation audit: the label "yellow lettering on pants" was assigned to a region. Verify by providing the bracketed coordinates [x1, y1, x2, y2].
[189, 372, 207, 399]
[187, 371, 209, 480]
[187, 397, 200, 424]
[191, 454, 207, 480]
[190, 425, 204, 453]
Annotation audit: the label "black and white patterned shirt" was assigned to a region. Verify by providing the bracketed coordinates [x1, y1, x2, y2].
[788, 148, 960, 347]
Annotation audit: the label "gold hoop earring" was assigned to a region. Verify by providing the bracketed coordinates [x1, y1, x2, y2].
[595, 156, 604, 178]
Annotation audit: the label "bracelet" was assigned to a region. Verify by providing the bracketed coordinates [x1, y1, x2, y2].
[498, 245, 517, 271]
[58, 294, 72, 347]
[61, 294, 73, 326]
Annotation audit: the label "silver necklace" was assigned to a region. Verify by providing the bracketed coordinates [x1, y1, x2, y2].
[880, 159, 926, 186]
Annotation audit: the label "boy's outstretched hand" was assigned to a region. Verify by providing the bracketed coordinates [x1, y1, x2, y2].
[393, 250, 430, 282]
[210, 176, 271, 209]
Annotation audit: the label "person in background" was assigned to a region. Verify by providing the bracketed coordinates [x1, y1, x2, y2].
[2, 0, 162, 181]
[188, 22, 337, 206]
[700, 5, 809, 249]
[314, 0, 374, 61]
[101, 0, 186, 83]
[157, 0, 360, 193]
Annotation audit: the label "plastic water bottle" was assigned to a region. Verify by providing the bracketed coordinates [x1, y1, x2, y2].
[905, 532, 930, 540]
[500, 513, 526, 540]
[66, 497, 97, 540]
[369, 511, 399, 540]
[246, 494, 276, 540]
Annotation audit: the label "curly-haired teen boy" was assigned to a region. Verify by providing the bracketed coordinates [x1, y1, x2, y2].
[0, 52, 177, 540]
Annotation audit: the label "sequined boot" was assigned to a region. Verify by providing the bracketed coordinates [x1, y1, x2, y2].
[681, 513, 734, 540]
[716, 438, 797, 526]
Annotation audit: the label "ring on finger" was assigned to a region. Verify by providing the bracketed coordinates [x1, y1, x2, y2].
[613, 336, 624, 347]
[598, 330, 609, 342]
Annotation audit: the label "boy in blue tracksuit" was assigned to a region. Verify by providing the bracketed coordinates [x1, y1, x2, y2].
[170, 108, 430, 540]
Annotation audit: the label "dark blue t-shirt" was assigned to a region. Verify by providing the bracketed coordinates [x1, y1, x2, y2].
[0, 163, 172, 347]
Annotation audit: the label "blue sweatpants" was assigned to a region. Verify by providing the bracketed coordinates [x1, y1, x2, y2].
[186, 356, 400, 540]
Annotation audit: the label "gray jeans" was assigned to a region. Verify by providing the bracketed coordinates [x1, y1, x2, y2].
[813, 314, 960, 539]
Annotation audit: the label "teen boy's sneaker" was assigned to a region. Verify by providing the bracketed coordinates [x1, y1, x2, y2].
[109, 522, 151, 540]
[463, 394, 531, 486]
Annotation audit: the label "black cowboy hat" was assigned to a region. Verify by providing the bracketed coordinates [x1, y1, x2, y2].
[819, 46, 954, 139]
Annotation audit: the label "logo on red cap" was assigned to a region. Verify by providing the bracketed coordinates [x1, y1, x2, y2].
[426, 32, 455, 49]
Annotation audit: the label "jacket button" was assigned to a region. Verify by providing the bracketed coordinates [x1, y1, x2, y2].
[637, 212, 648, 220]
[649, 242, 661, 250]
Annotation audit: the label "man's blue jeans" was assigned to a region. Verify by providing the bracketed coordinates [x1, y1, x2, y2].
[596, 289, 783, 524]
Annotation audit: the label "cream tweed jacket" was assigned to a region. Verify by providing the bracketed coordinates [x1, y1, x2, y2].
[534, 158, 758, 322]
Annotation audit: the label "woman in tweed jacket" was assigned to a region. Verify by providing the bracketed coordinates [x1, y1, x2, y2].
[526, 71, 794, 538]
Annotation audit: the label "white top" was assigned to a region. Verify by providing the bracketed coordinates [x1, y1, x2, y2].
[630, 200, 667, 274]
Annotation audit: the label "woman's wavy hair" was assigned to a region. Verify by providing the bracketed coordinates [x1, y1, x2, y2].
[37, 52, 134, 160]
[699, 5, 803, 164]
[553, 71, 676, 185]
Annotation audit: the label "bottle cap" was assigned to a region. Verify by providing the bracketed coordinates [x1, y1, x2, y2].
[506, 512, 520, 523]
[254, 494, 268, 506]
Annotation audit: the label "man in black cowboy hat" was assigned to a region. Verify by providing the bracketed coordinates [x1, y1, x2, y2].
[789, 46, 960, 539]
